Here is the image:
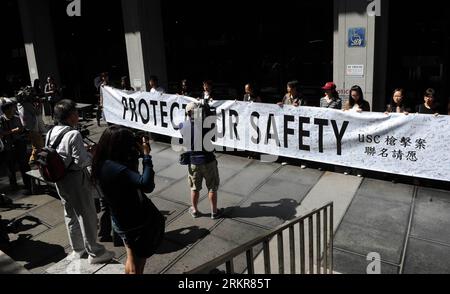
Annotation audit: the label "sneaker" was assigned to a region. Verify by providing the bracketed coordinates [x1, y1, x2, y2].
[88, 250, 114, 265]
[343, 171, 350, 176]
[357, 174, 363, 178]
[188, 207, 200, 218]
[211, 208, 225, 220]
[67, 251, 87, 261]
[281, 162, 288, 166]
[300, 165, 307, 169]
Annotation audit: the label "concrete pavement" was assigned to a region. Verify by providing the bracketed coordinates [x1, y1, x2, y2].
[1, 122, 450, 274]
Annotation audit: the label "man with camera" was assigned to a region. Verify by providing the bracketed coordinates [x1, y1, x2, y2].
[179, 101, 223, 220]
[46, 99, 114, 264]
[16, 87, 44, 166]
[0, 99, 31, 193]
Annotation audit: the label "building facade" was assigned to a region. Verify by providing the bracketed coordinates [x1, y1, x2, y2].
[1, 0, 448, 112]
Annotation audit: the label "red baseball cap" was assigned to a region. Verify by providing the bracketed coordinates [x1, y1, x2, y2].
[322, 82, 337, 91]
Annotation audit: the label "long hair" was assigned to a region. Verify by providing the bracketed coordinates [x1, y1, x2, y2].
[347, 85, 365, 108]
[329, 89, 340, 100]
[391, 88, 406, 107]
[91, 126, 140, 183]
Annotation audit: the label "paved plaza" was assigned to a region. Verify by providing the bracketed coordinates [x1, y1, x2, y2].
[1, 123, 450, 274]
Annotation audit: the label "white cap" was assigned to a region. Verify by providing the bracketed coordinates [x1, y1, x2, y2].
[186, 102, 199, 114]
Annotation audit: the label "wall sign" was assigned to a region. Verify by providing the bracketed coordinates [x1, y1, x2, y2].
[348, 27, 366, 47]
[346, 64, 364, 76]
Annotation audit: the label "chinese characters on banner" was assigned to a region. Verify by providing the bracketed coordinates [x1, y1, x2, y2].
[102, 86, 450, 182]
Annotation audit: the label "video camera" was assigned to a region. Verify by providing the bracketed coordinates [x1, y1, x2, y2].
[134, 131, 150, 143]
[76, 125, 96, 146]
[15, 86, 40, 104]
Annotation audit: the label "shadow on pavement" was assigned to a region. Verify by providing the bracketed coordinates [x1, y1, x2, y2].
[6, 234, 66, 271]
[159, 226, 210, 254]
[224, 198, 299, 222]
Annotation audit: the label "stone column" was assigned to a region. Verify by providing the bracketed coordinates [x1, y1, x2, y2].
[122, 0, 168, 91]
[333, 0, 389, 111]
[18, 0, 60, 85]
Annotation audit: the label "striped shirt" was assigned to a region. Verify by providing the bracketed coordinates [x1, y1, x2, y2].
[320, 96, 342, 109]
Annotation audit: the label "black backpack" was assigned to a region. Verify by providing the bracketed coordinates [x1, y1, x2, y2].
[36, 128, 72, 183]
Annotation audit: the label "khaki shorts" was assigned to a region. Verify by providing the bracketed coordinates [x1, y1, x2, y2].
[188, 160, 220, 193]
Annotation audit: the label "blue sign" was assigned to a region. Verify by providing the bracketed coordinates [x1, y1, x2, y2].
[348, 27, 366, 47]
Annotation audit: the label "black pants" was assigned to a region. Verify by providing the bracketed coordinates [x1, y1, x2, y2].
[96, 105, 103, 125]
[0, 140, 31, 190]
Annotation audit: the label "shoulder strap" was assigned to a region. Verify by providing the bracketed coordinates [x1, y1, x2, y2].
[48, 127, 72, 149]
[191, 120, 195, 152]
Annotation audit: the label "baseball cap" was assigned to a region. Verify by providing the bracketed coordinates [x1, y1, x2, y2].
[322, 82, 337, 91]
[186, 102, 199, 114]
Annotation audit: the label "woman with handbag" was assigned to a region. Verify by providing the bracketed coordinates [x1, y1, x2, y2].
[91, 126, 165, 274]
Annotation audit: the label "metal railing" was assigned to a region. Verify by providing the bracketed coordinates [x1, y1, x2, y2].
[187, 202, 334, 274]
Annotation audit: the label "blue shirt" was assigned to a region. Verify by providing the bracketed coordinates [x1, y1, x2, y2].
[99, 155, 155, 231]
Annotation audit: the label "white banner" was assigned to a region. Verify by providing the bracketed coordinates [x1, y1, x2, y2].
[102, 86, 450, 182]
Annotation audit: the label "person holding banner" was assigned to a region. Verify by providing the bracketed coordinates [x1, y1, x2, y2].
[148, 75, 165, 94]
[278, 81, 305, 107]
[243, 83, 262, 103]
[343, 86, 370, 177]
[278, 81, 307, 168]
[178, 79, 193, 97]
[320, 82, 342, 109]
[416, 88, 440, 115]
[385, 88, 411, 115]
[344, 85, 371, 112]
[199, 80, 216, 102]
[120, 76, 135, 91]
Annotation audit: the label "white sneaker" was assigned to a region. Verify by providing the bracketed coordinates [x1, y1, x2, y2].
[300, 165, 307, 169]
[66, 251, 86, 261]
[88, 250, 115, 265]
[281, 162, 288, 166]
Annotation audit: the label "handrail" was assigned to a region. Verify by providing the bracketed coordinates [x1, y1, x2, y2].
[187, 202, 333, 274]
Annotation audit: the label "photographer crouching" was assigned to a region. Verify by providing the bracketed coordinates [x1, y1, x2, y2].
[179, 101, 223, 220]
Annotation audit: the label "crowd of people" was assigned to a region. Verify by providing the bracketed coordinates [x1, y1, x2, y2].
[1, 73, 450, 274]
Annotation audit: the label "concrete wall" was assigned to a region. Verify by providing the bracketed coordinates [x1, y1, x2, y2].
[333, 0, 388, 111]
[18, 0, 60, 85]
[122, 0, 167, 91]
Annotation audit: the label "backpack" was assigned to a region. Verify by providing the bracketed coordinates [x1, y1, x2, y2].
[36, 127, 72, 182]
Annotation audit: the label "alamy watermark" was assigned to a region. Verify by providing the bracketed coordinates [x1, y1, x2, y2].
[367, 0, 381, 17]
[66, 0, 81, 17]
[366, 252, 381, 274]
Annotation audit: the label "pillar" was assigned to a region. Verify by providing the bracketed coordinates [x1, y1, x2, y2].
[18, 0, 60, 86]
[121, 0, 168, 91]
[333, 0, 389, 111]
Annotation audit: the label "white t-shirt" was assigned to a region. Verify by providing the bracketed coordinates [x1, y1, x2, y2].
[150, 87, 165, 94]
